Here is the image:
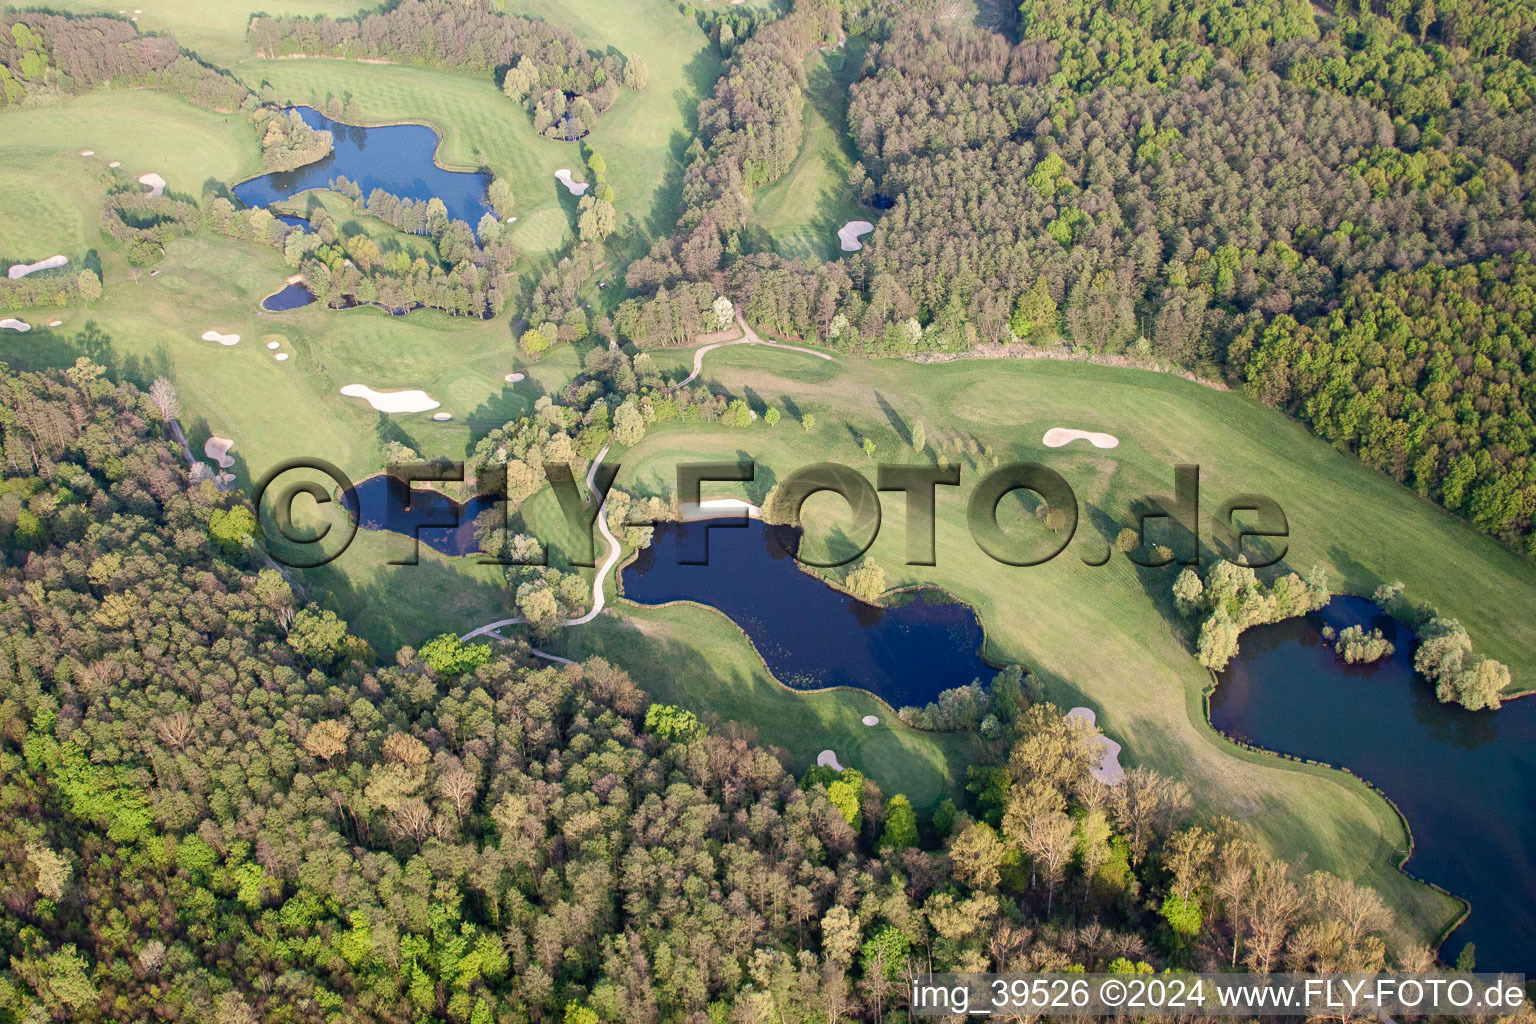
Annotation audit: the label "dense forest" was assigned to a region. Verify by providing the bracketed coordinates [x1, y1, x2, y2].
[1233, 254, 1536, 552]
[0, 360, 1433, 1021]
[609, 0, 1536, 553]
[247, 0, 643, 139]
[0, 12, 247, 111]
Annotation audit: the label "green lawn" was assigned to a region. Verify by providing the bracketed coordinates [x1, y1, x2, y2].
[3, 9, 1523, 951]
[499, 0, 723, 245]
[0, 91, 256, 207]
[555, 600, 983, 814]
[587, 341, 1535, 948]
[39, 0, 363, 66]
[751, 44, 869, 262]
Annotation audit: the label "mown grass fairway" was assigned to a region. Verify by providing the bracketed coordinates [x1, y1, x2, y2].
[40, 0, 363, 65]
[501, 0, 723, 243]
[0, 90, 256, 204]
[560, 601, 984, 813]
[750, 45, 868, 261]
[574, 341, 1536, 946]
[5, 2, 1529, 952]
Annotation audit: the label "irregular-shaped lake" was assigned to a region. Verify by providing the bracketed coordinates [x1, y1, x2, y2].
[234, 107, 493, 225]
[1210, 595, 1536, 973]
[344, 474, 500, 558]
[622, 519, 996, 709]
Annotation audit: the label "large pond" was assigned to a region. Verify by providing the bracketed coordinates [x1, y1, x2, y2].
[344, 474, 499, 558]
[1210, 596, 1536, 973]
[621, 519, 996, 709]
[233, 107, 494, 225]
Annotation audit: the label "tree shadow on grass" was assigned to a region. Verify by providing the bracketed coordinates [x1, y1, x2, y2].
[872, 390, 910, 446]
[0, 320, 166, 387]
[1326, 542, 1384, 598]
[737, 448, 778, 505]
[547, 610, 962, 808]
[464, 378, 548, 448]
[641, 46, 724, 246]
[295, 551, 514, 654]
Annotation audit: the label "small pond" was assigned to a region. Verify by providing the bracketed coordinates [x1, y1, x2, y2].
[621, 519, 996, 709]
[262, 282, 315, 311]
[234, 107, 494, 225]
[344, 474, 500, 558]
[1210, 595, 1536, 973]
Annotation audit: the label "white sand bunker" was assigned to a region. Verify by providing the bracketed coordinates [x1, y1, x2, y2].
[503, 372, 525, 383]
[432, 412, 452, 421]
[838, 220, 874, 251]
[1043, 427, 1119, 450]
[203, 436, 234, 469]
[1066, 707, 1124, 785]
[816, 749, 844, 772]
[340, 384, 440, 413]
[275, 353, 290, 362]
[681, 497, 763, 521]
[139, 172, 166, 197]
[8, 255, 68, 280]
[554, 169, 589, 196]
[266, 341, 280, 350]
[109, 161, 121, 168]
[201, 330, 239, 346]
[79, 150, 94, 157]
[0, 319, 31, 332]
[48, 320, 62, 327]
[861, 715, 880, 727]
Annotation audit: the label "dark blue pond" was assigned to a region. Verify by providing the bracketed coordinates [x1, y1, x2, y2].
[262, 282, 315, 311]
[621, 519, 996, 709]
[233, 107, 493, 225]
[1210, 596, 1536, 973]
[344, 474, 501, 557]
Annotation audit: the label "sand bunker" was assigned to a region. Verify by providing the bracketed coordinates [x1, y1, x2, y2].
[816, 749, 845, 772]
[861, 715, 880, 727]
[275, 353, 290, 362]
[48, 320, 62, 327]
[838, 220, 874, 251]
[201, 330, 239, 346]
[1043, 427, 1119, 450]
[340, 384, 440, 413]
[203, 436, 234, 469]
[554, 169, 589, 196]
[681, 497, 763, 521]
[79, 150, 94, 157]
[0, 319, 31, 332]
[8, 255, 68, 280]
[503, 372, 525, 383]
[266, 341, 280, 350]
[432, 412, 452, 421]
[108, 161, 121, 168]
[1066, 707, 1125, 785]
[139, 172, 166, 197]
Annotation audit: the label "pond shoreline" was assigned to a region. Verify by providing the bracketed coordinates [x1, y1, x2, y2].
[618, 519, 1004, 711]
[1206, 594, 1536, 970]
